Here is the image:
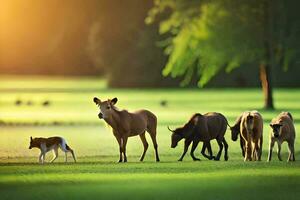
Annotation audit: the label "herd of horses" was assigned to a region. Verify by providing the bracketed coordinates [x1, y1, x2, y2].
[93, 97, 296, 163]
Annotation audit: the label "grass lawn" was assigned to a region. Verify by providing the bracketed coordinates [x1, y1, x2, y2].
[0, 76, 299, 200]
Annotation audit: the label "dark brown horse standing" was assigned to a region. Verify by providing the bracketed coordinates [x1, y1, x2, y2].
[230, 116, 246, 157]
[168, 112, 229, 161]
[93, 97, 160, 162]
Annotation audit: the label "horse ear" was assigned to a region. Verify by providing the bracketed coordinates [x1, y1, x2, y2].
[269, 123, 273, 128]
[111, 98, 118, 105]
[30, 136, 33, 141]
[93, 97, 101, 105]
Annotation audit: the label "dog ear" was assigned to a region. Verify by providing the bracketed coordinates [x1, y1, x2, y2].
[111, 98, 118, 105]
[93, 97, 101, 105]
[30, 136, 33, 141]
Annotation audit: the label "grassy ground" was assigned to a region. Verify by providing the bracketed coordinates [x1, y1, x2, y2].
[0, 76, 300, 200]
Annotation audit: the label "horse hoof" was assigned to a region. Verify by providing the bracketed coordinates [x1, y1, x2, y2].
[214, 158, 220, 161]
[178, 159, 183, 162]
[209, 156, 215, 160]
[193, 158, 201, 161]
[225, 157, 229, 161]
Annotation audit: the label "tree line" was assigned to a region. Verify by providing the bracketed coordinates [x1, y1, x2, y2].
[1, 0, 300, 108]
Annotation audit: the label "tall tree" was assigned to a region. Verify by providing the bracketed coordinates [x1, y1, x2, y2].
[147, 0, 300, 109]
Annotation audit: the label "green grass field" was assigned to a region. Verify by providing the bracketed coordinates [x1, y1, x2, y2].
[0, 76, 299, 200]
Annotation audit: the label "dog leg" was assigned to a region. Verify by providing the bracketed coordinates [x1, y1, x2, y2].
[66, 145, 76, 163]
[39, 152, 43, 164]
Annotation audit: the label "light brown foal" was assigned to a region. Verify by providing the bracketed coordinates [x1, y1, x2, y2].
[93, 97, 160, 162]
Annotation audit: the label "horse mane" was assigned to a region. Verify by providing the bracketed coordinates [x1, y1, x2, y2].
[182, 113, 202, 129]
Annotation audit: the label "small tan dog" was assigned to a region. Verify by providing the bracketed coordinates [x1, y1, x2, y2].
[29, 136, 76, 164]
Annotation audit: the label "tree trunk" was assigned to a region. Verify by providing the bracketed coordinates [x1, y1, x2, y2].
[260, 0, 274, 110]
[259, 63, 274, 109]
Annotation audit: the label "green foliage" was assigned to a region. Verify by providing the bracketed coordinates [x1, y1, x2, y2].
[148, 0, 300, 87]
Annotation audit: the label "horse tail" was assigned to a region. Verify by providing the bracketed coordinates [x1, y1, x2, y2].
[226, 119, 232, 129]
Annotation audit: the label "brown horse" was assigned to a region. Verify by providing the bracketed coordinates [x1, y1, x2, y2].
[169, 112, 229, 161]
[93, 97, 159, 162]
[231, 111, 263, 161]
[230, 115, 246, 157]
[268, 112, 296, 162]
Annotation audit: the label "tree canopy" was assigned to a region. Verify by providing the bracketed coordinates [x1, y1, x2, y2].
[147, 0, 300, 87]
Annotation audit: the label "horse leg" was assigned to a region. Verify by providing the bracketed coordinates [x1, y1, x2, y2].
[277, 141, 282, 161]
[287, 141, 295, 162]
[214, 139, 223, 161]
[190, 139, 201, 161]
[292, 141, 296, 161]
[254, 141, 260, 161]
[178, 139, 192, 161]
[139, 132, 149, 162]
[259, 136, 263, 161]
[122, 136, 128, 162]
[240, 137, 245, 157]
[114, 135, 123, 163]
[148, 129, 160, 162]
[244, 140, 252, 161]
[223, 138, 229, 161]
[201, 141, 214, 160]
[206, 141, 215, 160]
[267, 139, 275, 162]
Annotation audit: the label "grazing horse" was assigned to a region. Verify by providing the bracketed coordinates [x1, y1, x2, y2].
[268, 112, 296, 162]
[93, 97, 160, 162]
[168, 112, 229, 161]
[230, 115, 246, 157]
[231, 111, 263, 161]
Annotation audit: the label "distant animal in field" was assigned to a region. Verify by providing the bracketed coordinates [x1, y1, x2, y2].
[231, 111, 263, 161]
[29, 136, 76, 164]
[15, 99, 22, 106]
[168, 112, 229, 161]
[268, 112, 296, 162]
[160, 100, 168, 107]
[27, 101, 33, 106]
[93, 97, 160, 162]
[42, 100, 50, 107]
